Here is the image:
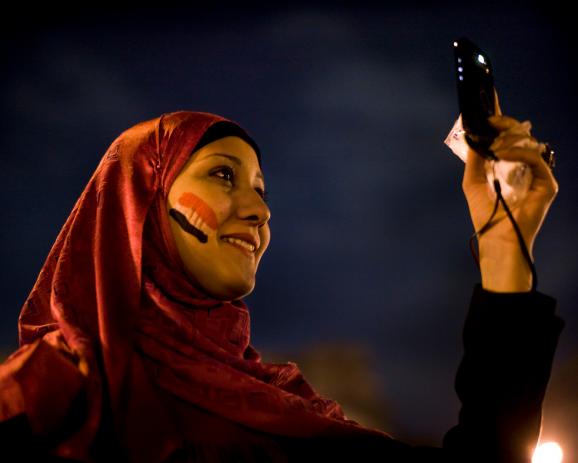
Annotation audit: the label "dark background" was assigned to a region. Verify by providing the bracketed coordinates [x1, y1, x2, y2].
[1, 1, 576, 458]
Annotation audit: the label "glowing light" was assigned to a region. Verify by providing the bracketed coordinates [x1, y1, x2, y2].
[477, 54, 486, 65]
[453, 41, 458, 47]
[532, 442, 563, 463]
[458, 66, 463, 72]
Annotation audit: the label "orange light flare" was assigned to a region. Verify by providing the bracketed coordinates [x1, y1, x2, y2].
[532, 442, 563, 463]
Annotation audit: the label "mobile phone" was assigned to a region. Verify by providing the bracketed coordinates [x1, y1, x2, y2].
[453, 37, 499, 160]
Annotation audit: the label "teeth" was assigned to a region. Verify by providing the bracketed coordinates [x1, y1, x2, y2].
[221, 237, 255, 252]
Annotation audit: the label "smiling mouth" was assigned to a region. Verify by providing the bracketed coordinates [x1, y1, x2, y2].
[222, 241, 255, 258]
[169, 208, 208, 243]
[221, 236, 256, 254]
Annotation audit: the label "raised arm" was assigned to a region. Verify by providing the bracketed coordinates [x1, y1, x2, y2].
[461, 109, 558, 292]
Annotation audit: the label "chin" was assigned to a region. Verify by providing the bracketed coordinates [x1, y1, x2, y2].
[183, 264, 256, 301]
[207, 278, 255, 302]
[227, 281, 255, 301]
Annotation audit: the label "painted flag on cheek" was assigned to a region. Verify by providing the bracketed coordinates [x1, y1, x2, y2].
[169, 192, 218, 243]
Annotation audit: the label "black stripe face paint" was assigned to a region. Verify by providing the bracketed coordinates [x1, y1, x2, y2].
[169, 208, 208, 243]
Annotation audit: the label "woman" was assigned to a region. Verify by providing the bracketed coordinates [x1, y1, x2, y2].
[0, 111, 564, 462]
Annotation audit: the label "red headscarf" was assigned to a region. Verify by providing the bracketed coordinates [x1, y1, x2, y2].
[11, 111, 390, 461]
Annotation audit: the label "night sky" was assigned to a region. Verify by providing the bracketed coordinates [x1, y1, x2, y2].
[1, 1, 577, 455]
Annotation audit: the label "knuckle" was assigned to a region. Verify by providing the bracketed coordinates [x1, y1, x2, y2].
[551, 180, 560, 196]
[545, 178, 559, 198]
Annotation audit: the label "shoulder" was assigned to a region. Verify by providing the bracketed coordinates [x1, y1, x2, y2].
[0, 339, 87, 456]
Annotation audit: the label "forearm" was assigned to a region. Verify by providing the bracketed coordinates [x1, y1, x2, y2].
[479, 240, 533, 293]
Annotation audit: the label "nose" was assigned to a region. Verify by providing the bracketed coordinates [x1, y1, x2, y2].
[236, 187, 271, 227]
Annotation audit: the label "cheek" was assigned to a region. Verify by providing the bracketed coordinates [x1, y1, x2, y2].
[168, 192, 219, 244]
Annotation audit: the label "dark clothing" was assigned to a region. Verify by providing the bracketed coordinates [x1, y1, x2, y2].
[283, 284, 564, 463]
[0, 284, 564, 462]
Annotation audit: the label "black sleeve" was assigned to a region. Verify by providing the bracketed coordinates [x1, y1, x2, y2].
[287, 284, 564, 463]
[441, 283, 564, 463]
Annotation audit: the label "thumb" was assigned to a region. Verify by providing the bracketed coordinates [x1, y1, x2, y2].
[463, 147, 488, 187]
[493, 88, 502, 116]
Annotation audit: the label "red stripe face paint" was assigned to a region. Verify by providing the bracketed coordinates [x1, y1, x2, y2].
[169, 192, 218, 244]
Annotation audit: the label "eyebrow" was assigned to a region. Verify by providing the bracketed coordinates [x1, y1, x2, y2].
[203, 153, 265, 182]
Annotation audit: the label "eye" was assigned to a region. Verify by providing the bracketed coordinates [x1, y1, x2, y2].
[211, 166, 235, 183]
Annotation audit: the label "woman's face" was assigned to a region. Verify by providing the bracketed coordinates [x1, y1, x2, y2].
[167, 136, 271, 301]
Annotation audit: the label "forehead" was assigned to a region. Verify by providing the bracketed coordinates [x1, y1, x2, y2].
[192, 136, 264, 179]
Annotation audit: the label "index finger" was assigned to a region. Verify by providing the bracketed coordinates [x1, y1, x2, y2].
[488, 114, 531, 133]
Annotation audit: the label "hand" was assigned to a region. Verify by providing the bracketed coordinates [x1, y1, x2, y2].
[462, 102, 558, 292]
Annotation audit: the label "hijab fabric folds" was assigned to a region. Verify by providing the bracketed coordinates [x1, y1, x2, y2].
[5, 111, 390, 461]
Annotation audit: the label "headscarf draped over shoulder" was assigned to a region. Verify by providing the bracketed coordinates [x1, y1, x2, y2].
[1, 111, 390, 462]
